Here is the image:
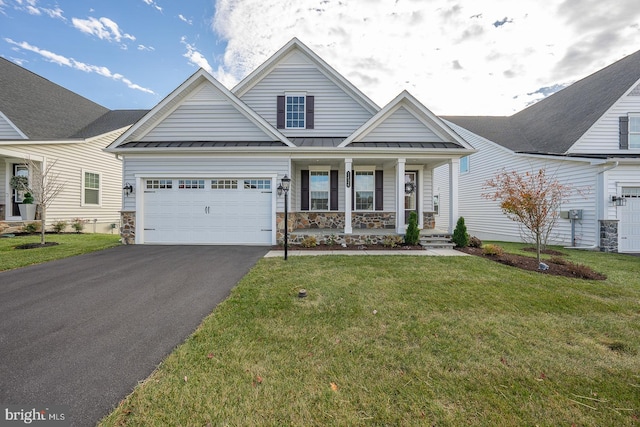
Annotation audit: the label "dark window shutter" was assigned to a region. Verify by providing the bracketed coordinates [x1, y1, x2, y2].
[620, 116, 629, 149]
[330, 170, 338, 210]
[277, 96, 285, 129]
[306, 96, 314, 129]
[301, 170, 310, 211]
[375, 170, 384, 211]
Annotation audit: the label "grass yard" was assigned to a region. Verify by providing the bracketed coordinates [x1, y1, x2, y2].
[100, 245, 640, 426]
[0, 233, 121, 271]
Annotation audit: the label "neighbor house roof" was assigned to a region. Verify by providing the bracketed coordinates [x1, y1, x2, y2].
[445, 50, 640, 155]
[71, 110, 149, 138]
[0, 57, 109, 140]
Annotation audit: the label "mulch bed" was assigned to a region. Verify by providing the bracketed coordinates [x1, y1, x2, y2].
[272, 244, 424, 251]
[15, 242, 60, 250]
[457, 247, 606, 280]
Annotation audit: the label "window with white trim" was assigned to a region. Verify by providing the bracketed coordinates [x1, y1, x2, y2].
[310, 171, 329, 210]
[459, 156, 470, 174]
[244, 179, 271, 190]
[286, 93, 305, 128]
[212, 179, 238, 189]
[629, 116, 640, 148]
[355, 170, 375, 210]
[433, 194, 439, 215]
[146, 179, 173, 189]
[621, 187, 640, 198]
[178, 179, 205, 189]
[83, 171, 100, 205]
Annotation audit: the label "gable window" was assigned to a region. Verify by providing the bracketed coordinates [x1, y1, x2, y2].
[459, 156, 470, 174]
[83, 171, 101, 205]
[310, 170, 329, 210]
[355, 170, 375, 210]
[629, 116, 640, 148]
[286, 93, 305, 128]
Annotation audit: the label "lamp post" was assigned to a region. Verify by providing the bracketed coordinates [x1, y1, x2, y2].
[277, 175, 291, 260]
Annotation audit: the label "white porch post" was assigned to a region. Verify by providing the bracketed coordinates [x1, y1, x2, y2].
[344, 158, 352, 234]
[448, 158, 459, 234]
[396, 158, 406, 234]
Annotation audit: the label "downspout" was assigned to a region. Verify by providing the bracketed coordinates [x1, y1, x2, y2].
[570, 161, 619, 250]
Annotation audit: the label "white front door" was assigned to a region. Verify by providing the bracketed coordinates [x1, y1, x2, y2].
[619, 189, 640, 253]
[142, 178, 273, 245]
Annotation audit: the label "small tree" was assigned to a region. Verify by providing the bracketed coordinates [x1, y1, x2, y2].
[452, 216, 469, 248]
[404, 211, 420, 245]
[21, 158, 65, 245]
[483, 168, 576, 265]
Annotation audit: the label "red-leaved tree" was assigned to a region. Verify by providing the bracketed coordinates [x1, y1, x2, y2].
[483, 168, 577, 265]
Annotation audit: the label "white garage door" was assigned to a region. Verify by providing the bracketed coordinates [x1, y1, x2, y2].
[143, 178, 273, 245]
[620, 187, 640, 253]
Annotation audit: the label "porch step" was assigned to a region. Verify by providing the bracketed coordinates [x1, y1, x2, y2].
[420, 234, 455, 249]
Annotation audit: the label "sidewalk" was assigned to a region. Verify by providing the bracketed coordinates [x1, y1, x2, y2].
[264, 248, 468, 257]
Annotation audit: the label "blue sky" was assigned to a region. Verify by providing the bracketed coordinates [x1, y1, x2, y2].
[2, 0, 640, 115]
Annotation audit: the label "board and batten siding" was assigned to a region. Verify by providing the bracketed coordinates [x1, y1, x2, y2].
[141, 84, 272, 142]
[569, 86, 640, 154]
[2, 128, 125, 232]
[122, 155, 289, 211]
[361, 106, 445, 143]
[239, 66, 374, 137]
[443, 122, 599, 246]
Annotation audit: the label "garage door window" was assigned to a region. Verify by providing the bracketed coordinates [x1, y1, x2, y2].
[212, 179, 238, 189]
[146, 179, 173, 189]
[622, 187, 640, 198]
[244, 179, 271, 190]
[179, 179, 205, 189]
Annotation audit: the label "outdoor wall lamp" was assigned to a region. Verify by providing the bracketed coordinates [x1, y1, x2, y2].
[123, 182, 133, 197]
[611, 195, 626, 206]
[277, 175, 291, 260]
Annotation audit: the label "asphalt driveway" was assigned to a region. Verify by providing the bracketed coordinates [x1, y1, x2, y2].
[0, 245, 268, 426]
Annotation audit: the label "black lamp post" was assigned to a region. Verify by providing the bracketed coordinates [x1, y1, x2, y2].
[277, 175, 291, 260]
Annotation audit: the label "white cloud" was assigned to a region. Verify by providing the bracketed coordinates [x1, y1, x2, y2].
[137, 44, 155, 52]
[181, 37, 213, 73]
[72, 16, 135, 43]
[142, 0, 162, 12]
[212, 0, 640, 115]
[178, 14, 192, 25]
[4, 38, 155, 94]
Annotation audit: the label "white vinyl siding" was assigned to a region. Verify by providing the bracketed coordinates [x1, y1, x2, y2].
[1, 128, 125, 232]
[360, 106, 445, 143]
[443, 122, 599, 247]
[239, 66, 374, 137]
[569, 87, 640, 154]
[142, 84, 272, 142]
[0, 112, 27, 139]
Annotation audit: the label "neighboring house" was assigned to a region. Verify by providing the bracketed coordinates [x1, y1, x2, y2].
[0, 57, 147, 233]
[435, 50, 640, 253]
[106, 38, 475, 245]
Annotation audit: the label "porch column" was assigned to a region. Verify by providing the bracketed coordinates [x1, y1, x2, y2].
[396, 158, 406, 234]
[344, 158, 352, 234]
[448, 158, 459, 234]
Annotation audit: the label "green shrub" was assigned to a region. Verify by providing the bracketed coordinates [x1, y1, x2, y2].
[469, 236, 482, 248]
[22, 222, 40, 234]
[452, 217, 469, 248]
[52, 220, 68, 233]
[404, 211, 420, 245]
[300, 236, 317, 248]
[22, 192, 34, 204]
[72, 218, 85, 233]
[383, 235, 403, 248]
[482, 244, 504, 256]
[325, 234, 339, 246]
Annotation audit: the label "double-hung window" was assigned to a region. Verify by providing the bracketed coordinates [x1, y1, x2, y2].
[459, 156, 470, 174]
[355, 170, 375, 210]
[286, 93, 305, 128]
[82, 171, 101, 205]
[629, 115, 640, 148]
[310, 170, 329, 210]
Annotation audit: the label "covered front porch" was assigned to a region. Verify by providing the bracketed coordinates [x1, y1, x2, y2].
[1, 150, 44, 222]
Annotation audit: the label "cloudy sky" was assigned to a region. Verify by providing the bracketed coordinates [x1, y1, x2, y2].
[1, 0, 640, 115]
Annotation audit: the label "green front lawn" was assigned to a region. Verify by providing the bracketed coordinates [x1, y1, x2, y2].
[0, 233, 121, 271]
[100, 246, 640, 426]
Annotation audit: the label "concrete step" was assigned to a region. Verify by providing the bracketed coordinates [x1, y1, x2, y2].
[420, 235, 455, 249]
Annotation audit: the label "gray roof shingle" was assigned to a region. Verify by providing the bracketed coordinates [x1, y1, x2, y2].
[445, 50, 640, 155]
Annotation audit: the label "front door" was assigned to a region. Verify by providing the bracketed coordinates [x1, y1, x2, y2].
[404, 171, 418, 224]
[12, 164, 28, 217]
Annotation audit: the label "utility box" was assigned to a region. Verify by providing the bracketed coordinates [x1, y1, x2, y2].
[561, 209, 582, 219]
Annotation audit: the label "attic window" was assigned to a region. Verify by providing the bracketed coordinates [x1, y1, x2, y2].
[629, 116, 640, 148]
[286, 93, 306, 128]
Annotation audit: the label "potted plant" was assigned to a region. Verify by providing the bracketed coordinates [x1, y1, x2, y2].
[19, 192, 37, 221]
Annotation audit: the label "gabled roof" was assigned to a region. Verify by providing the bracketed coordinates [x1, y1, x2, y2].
[445, 50, 640, 155]
[340, 90, 473, 150]
[0, 57, 109, 139]
[72, 110, 148, 138]
[107, 69, 293, 151]
[232, 38, 380, 115]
